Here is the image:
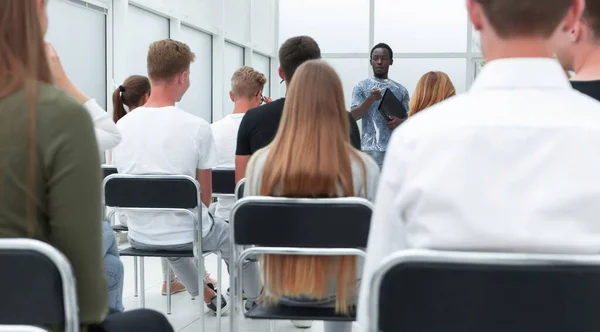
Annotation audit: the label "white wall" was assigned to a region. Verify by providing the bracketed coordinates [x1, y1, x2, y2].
[279, 0, 483, 109]
[46, 0, 279, 123]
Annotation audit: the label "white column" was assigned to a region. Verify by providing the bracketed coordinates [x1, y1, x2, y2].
[212, 1, 226, 122]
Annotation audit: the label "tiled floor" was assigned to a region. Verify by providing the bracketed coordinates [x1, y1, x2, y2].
[120, 254, 359, 331]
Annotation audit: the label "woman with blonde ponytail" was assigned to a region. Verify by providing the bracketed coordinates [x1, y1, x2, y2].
[244, 60, 380, 332]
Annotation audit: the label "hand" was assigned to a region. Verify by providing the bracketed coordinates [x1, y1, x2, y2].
[368, 87, 383, 102]
[387, 116, 404, 130]
[45, 42, 69, 87]
[263, 96, 273, 104]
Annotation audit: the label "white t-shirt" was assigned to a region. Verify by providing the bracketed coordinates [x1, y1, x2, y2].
[112, 106, 218, 245]
[210, 113, 244, 220]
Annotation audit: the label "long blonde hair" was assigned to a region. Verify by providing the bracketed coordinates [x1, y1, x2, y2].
[259, 60, 365, 314]
[409, 71, 456, 116]
[0, 0, 52, 236]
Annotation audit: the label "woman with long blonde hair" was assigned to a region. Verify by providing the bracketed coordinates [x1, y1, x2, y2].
[244, 60, 380, 332]
[409, 71, 456, 116]
[0, 0, 171, 330]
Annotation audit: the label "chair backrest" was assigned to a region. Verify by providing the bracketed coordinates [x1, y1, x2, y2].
[103, 174, 200, 209]
[231, 197, 373, 248]
[0, 239, 79, 331]
[235, 178, 246, 201]
[212, 168, 236, 196]
[370, 250, 600, 332]
[101, 165, 118, 179]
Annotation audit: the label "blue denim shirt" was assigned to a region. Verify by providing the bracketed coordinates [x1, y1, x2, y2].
[351, 78, 410, 152]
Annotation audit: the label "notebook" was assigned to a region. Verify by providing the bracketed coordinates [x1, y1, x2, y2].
[377, 89, 408, 119]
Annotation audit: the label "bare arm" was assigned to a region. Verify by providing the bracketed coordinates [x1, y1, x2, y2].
[196, 169, 213, 207]
[236, 155, 251, 183]
[351, 97, 376, 120]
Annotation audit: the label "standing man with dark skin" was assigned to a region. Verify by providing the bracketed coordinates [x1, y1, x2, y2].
[351, 43, 410, 169]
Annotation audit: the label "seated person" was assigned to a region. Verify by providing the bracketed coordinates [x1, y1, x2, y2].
[46, 41, 125, 312]
[112, 39, 262, 313]
[235, 36, 361, 183]
[408, 71, 456, 117]
[211, 66, 269, 221]
[0, 1, 172, 330]
[358, 0, 600, 329]
[244, 60, 380, 332]
[112, 75, 151, 123]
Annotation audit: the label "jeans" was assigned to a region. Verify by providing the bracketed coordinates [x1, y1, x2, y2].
[130, 216, 262, 301]
[363, 150, 386, 169]
[89, 308, 173, 332]
[102, 222, 124, 312]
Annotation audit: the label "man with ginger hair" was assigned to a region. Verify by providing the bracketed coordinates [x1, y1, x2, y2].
[113, 39, 262, 314]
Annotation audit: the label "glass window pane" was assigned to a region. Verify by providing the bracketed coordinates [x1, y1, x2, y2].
[390, 58, 467, 97]
[223, 42, 245, 118]
[47, 1, 107, 109]
[127, 5, 169, 77]
[324, 58, 371, 109]
[374, 0, 467, 53]
[252, 53, 271, 97]
[279, 0, 370, 53]
[177, 26, 213, 122]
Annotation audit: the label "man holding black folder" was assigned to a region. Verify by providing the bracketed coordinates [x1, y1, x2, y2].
[351, 43, 410, 168]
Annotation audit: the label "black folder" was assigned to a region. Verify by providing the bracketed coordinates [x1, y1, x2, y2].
[378, 89, 408, 119]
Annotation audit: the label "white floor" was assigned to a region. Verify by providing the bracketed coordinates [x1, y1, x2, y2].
[120, 253, 359, 332]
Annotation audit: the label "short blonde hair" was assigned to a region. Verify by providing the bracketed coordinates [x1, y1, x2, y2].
[147, 39, 196, 81]
[231, 66, 268, 100]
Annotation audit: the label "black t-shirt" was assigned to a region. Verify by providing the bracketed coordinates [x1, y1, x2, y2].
[572, 80, 600, 101]
[236, 98, 362, 156]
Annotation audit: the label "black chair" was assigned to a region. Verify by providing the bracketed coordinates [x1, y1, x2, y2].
[0, 239, 78, 332]
[235, 178, 246, 202]
[102, 174, 223, 331]
[212, 168, 236, 197]
[369, 249, 600, 332]
[101, 165, 118, 180]
[229, 197, 373, 332]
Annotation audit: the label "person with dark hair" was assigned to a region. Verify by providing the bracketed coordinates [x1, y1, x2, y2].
[556, 0, 600, 100]
[112, 75, 151, 123]
[351, 43, 410, 169]
[0, 1, 173, 331]
[359, 0, 598, 329]
[235, 36, 362, 183]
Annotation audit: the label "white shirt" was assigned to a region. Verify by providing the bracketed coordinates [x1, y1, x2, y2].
[83, 99, 121, 151]
[112, 106, 218, 245]
[210, 113, 244, 220]
[357, 58, 600, 331]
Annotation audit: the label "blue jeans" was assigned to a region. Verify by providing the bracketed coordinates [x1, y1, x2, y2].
[363, 150, 386, 169]
[102, 222, 124, 312]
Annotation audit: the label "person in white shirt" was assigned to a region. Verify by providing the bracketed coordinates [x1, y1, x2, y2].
[45, 42, 121, 151]
[358, 0, 594, 330]
[112, 39, 262, 313]
[211, 66, 269, 221]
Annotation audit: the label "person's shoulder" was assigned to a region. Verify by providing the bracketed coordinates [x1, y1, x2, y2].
[244, 99, 284, 122]
[36, 83, 90, 125]
[390, 79, 409, 92]
[353, 150, 380, 172]
[354, 78, 372, 89]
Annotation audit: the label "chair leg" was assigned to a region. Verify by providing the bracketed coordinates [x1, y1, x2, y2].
[133, 256, 138, 297]
[167, 263, 172, 315]
[198, 253, 205, 332]
[140, 257, 145, 308]
[216, 251, 222, 332]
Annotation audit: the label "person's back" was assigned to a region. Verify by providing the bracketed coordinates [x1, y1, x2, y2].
[359, 0, 593, 329]
[245, 60, 379, 332]
[211, 66, 268, 220]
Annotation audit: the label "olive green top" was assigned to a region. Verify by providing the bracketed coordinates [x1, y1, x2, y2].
[0, 82, 107, 326]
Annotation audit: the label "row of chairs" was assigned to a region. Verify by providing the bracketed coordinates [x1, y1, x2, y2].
[2, 166, 600, 330]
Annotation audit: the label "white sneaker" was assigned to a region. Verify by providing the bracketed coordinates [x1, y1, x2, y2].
[292, 320, 313, 328]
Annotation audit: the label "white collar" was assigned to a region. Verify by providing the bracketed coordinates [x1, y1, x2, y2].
[470, 58, 573, 92]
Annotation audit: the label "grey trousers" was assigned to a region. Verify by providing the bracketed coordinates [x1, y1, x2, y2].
[130, 217, 262, 301]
